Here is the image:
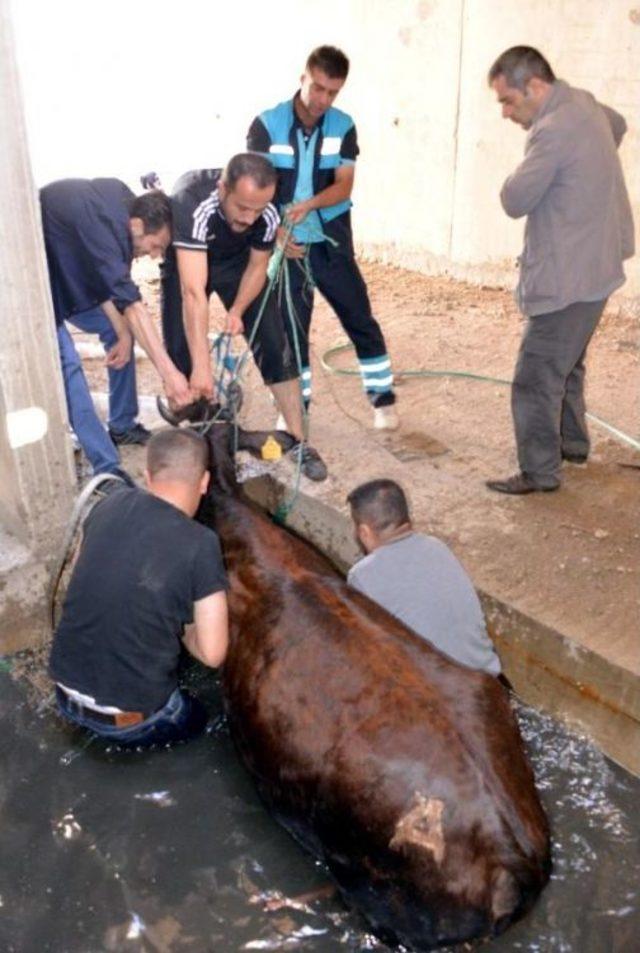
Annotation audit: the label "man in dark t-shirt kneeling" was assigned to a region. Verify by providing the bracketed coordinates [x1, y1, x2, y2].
[49, 428, 228, 749]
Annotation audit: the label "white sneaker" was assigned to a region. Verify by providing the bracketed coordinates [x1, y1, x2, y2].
[373, 406, 399, 431]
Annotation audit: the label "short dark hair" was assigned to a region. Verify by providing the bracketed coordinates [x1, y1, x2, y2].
[347, 479, 410, 533]
[221, 152, 277, 191]
[487, 46, 555, 91]
[146, 428, 208, 483]
[129, 189, 172, 235]
[306, 45, 350, 80]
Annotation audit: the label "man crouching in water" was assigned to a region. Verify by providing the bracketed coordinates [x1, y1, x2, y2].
[49, 429, 228, 748]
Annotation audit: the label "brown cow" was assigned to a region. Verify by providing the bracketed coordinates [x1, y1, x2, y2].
[198, 422, 551, 951]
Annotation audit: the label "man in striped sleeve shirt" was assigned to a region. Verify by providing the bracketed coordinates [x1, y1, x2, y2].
[161, 153, 327, 481]
[247, 45, 399, 430]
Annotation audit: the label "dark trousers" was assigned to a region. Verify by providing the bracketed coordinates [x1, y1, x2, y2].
[161, 249, 297, 385]
[284, 241, 395, 407]
[512, 298, 606, 486]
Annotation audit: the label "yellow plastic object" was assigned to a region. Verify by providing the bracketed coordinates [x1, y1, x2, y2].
[261, 435, 283, 461]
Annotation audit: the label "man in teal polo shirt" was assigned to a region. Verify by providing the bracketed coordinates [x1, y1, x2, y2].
[247, 45, 399, 430]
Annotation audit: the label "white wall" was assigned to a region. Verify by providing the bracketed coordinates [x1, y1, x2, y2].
[352, 0, 640, 299]
[450, 0, 640, 287]
[11, 0, 362, 189]
[12, 0, 640, 302]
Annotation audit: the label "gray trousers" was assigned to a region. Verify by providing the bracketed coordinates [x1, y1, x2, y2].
[512, 299, 606, 487]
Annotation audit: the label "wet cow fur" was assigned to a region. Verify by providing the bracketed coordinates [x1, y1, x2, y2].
[198, 424, 551, 951]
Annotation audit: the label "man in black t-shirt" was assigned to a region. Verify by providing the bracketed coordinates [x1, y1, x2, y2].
[49, 429, 228, 749]
[161, 152, 327, 481]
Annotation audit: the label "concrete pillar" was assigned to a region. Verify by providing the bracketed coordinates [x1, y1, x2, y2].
[0, 0, 76, 653]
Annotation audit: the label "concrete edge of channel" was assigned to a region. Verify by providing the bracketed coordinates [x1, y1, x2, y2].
[244, 474, 640, 778]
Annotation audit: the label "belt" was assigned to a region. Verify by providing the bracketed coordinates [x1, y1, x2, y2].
[65, 697, 148, 727]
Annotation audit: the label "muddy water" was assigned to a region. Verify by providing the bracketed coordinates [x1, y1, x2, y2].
[0, 665, 638, 952]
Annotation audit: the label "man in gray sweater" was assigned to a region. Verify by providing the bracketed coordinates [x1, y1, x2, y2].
[346, 480, 501, 676]
[486, 47, 634, 495]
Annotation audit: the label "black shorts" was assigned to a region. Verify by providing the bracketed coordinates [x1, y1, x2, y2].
[161, 248, 297, 386]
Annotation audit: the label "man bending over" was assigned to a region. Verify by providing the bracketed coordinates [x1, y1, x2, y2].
[161, 154, 327, 481]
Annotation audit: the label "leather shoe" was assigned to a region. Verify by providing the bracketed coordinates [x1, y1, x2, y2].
[486, 473, 559, 495]
[562, 452, 588, 464]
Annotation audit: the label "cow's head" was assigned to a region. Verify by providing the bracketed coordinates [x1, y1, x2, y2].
[205, 420, 297, 496]
[156, 396, 297, 496]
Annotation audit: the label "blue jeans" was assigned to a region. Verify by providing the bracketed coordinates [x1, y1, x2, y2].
[56, 306, 139, 474]
[55, 686, 208, 749]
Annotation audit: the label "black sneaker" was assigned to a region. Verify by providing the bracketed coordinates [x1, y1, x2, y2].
[108, 422, 151, 446]
[290, 442, 328, 482]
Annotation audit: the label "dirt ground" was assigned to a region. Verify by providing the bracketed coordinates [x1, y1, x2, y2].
[80, 258, 640, 676]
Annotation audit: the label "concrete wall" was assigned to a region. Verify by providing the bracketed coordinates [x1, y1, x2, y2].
[0, 0, 76, 653]
[12, 1, 638, 305]
[352, 0, 640, 305]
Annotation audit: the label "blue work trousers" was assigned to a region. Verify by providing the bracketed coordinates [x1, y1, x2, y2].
[283, 243, 396, 407]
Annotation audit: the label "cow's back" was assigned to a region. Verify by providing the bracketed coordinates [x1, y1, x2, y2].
[205, 492, 550, 950]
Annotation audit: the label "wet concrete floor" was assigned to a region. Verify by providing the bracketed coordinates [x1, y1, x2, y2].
[0, 663, 638, 952]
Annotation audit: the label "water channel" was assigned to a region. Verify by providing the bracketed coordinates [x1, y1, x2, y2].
[0, 662, 637, 952]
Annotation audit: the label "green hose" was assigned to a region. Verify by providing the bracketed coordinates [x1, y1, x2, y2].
[320, 342, 640, 452]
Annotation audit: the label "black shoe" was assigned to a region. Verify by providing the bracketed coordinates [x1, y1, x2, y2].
[486, 473, 559, 495]
[108, 423, 151, 446]
[562, 452, 588, 464]
[290, 442, 328, 482]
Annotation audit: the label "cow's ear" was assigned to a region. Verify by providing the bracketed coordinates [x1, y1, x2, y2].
[235, 427, 297, 458]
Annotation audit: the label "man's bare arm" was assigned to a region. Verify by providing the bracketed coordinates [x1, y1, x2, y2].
[100, 299, 133, 370]
[286, 165, 355, 224]
[226, 248, 270, 334]
[122, 299, 192, 407]
[176, 248, 213, 398]
[183, 590, 229, 667]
